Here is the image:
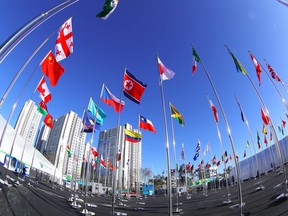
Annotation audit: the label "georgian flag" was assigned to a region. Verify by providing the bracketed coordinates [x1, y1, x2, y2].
[55, 17, 73, 62]
[37, 76, 51, 104]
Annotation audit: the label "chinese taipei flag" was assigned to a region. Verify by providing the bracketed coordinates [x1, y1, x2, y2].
[55, 17, 73, 62]
[123, 69, 147, 104]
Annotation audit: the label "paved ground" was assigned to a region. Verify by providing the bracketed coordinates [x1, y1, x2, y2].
[1, 166, 288, 215]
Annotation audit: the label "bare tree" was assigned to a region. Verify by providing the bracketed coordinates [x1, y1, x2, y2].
[141, 167, 152, 184]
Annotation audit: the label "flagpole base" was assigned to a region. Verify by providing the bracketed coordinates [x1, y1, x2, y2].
[71, 201, 81, 208]
[86, 203, 97, 208]
[275, 193, 288, 200]
[274, 182, 285, 189]
[277, 171, 284, 176]
[255, 185, 265, 191]
[173, 207, 183, 214]
[2, 179, 12, 187]
[14, 180, 21, 187]
[113, 212, 128, 215]
[229, 202, 245, 209]
[81, 208, 95, 215]
[223, 199, 232, 204]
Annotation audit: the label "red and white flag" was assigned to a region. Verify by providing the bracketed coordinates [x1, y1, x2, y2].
[261, 108, 270, 125]
[139, 115, 156, 134]
[208, 98, 219, 123]
[250, 53, 262, 85]
[157, 56, 175, 82]
[192, 58, 197, 74]
[91, 147, 98, 158]
[37, 76, 51, 104]
[55, 17, 73, 62]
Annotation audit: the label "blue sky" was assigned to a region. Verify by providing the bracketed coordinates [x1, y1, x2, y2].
[1, 0, 288, 175]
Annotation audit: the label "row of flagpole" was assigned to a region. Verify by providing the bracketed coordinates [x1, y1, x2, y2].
[2, 2, 288, 216]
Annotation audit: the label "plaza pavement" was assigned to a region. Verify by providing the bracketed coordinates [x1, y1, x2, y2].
[1, 165, 288, 215]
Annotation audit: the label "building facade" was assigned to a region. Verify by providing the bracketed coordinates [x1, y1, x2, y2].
[14, 99, 42, 147]
[44, 111, 86, 182]
[96, 123, 142, 190]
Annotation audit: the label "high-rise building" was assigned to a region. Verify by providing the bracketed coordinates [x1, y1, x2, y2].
[14, 99, 42, 147]
[35, 123, 51, 154]
[44, 111, 86, 182]
[96, 123, 142, 190]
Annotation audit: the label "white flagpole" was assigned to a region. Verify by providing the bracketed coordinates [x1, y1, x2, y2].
[183, 144, 188, 199]
[0, 65, 38, 186]
[0, 26, 60, 109]
[198, 140, 208, 196]
[157, 54, 173, 215]
[70, 110, 85, 208]
[260, 59, 288, 97]
[0, 0, 79, 63]
[111, 69, 125, 215]
[226, 45, 288, 199]
[194, 45, 244, 213]
[250, 53, 288, 111]
[235, 95, 264, 191]
[81, 89, 104, 214]
[168, 101, 180, 213]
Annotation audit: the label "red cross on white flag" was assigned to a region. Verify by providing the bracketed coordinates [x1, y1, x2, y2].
[55, 17, 73, 62]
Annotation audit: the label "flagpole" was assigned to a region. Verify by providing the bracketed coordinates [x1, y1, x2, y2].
[249, 52, 288, 111]
[157, 54, 173, 216]
[206, 95, 231, 202]
[235, 95, 264, 190]
[207, 141, 216, 192]
[226, 46, 288, 199]
[111, 69, 125, 215]
[70, 110, 85, 208]
[136, 114, 142, 210]
[0, 66, 38, 186]
[183, 144, 188, 199]
[168, 101, 180, 213]
[193, 45, 244, 213]
[16, 109, 39, 185]
[263, 58, 288, 98]
[0, 0, 79, 63]
[198, 140, 208, 196]
[30, 122, 43, 174]
[0, 65, 38, 150]
[2, 100, 29, 185]
[82, 92, 104, 214]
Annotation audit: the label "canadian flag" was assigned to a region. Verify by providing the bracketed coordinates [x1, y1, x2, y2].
[37, 76, 51, 104]
[55, 17, 73, 62]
